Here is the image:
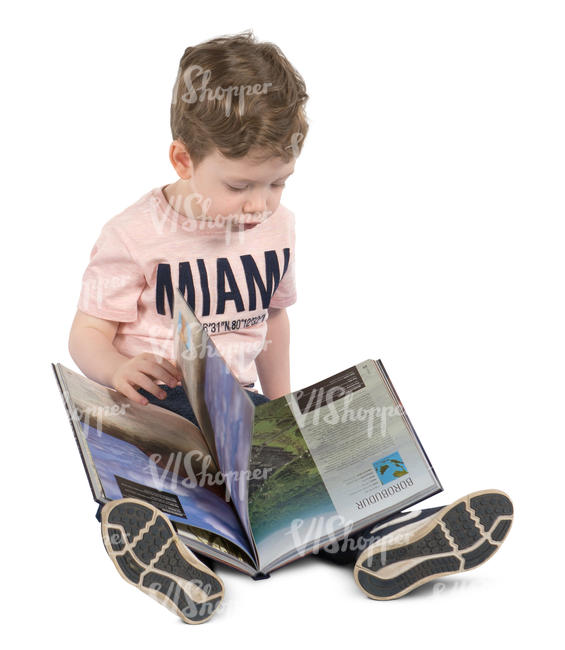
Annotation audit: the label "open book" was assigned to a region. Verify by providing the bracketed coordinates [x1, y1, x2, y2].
[53, 288, 442, 578]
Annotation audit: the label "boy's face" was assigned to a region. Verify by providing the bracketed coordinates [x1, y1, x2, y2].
[170, 143, 295, 225]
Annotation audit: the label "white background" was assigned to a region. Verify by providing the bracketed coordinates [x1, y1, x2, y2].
[2, 1, 562, 646]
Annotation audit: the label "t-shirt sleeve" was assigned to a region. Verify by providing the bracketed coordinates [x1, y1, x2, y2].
[269, 212, 297, 309]
[77, 223, 146, 322]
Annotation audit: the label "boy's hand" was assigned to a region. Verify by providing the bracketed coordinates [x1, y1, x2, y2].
[111, 353, 183, 405]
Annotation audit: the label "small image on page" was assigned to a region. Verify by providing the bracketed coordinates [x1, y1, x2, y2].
[285, 361, 436, 524]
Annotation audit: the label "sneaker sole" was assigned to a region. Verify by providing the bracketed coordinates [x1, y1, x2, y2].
[101, 498, 224, 624]
[353, 489, 513, 600]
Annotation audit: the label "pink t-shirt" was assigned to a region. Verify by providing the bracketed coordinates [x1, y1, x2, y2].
[77, 185, 297, 387]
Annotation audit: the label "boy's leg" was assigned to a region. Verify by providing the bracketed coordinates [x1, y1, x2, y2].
[137, 384, 271, 425]
[313, 506, 447, 566]
[100, 498, 225, 624]
[247, 391, 271, 406]
[315, 490, 513, 600]
[137, 385, 200, 427]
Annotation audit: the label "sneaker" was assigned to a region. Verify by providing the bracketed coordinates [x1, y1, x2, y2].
[353, 489, 513, 599]
[101, 498, 224, 624]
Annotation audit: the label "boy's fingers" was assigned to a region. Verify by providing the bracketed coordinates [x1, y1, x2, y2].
[117, 382, 149, 405]
[131, 372, 167, 400]
[161, 357, 183, 378]
[151, 355, 183, 379]
[162, 358, 183, 380]
[141, 359, 181, 388]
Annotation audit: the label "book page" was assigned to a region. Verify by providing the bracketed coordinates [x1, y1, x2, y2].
[175, 523, 257, 573]
[285, 360, 439, 524]
[203, 335, 256, 527]
[173, 287, 256, 544]
[174, 292, 219, 461]
[247, 396, 342, 570]
[247, 360, 441, 571]
[55, 364, 255, 559]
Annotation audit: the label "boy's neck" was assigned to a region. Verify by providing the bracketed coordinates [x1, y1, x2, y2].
[162, 180, 202, 218]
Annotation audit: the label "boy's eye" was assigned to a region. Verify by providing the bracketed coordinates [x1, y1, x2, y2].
[225, 183, 286, 192]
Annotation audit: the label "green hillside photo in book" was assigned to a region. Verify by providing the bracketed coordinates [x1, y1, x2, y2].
[53, 287, 442, 578]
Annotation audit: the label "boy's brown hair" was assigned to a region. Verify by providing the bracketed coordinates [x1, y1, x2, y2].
[170, 30, 309, 168]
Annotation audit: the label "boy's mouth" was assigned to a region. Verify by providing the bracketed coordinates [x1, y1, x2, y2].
[195, 211, 271, 226]
[226, 210, 271, 225]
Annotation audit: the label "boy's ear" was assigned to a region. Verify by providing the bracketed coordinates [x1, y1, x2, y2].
[169, 140, 193, 179]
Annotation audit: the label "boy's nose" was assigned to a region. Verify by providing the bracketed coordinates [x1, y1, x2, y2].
[243, 194, 268, 214]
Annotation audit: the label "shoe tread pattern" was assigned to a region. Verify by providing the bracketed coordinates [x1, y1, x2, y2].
[491, 519, 512, 542]
[462, 540, 498, 569]
[132, 516, 173, 564]
[108, 527, 126, 552]
[358, 556, 460, 598]
[470, 493, 513, 530]
[142, 572, 222, 623]
[361, 524, 452, 572]
[153, 542, 223, 596]
[103, 500, 223, 624]
[116, 551, 145, 583]
[442, 502, 483, 548]
[356, 490, 513, 600]
[108, 502, 153, 542]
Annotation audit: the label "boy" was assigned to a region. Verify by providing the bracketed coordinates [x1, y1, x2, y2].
[69, 31, 513, 625]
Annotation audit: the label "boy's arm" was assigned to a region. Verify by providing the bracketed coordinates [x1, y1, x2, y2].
[255, 307, 291, 400]
[68, 310, 128, 388]
[68, 309, 180, 404]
